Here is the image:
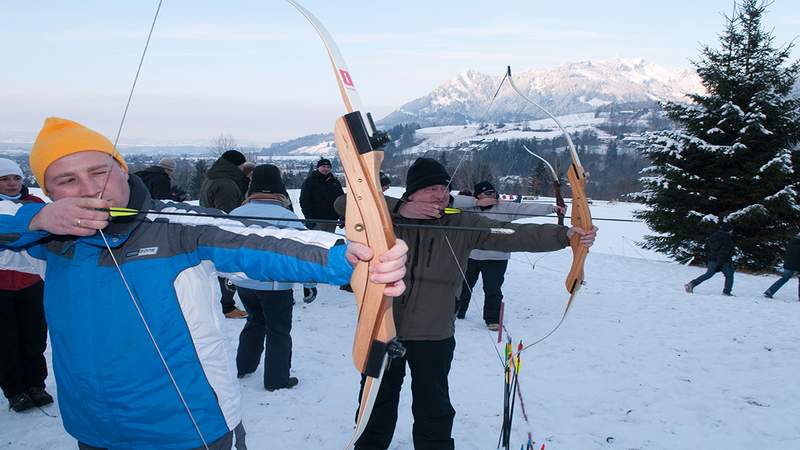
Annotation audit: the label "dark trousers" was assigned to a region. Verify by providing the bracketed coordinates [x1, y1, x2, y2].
[0, 281, 48, 400]
[765, 269, 799, 299]
[218, 277, 236, 314]
[354, 337, 456, 450]
[690, 260, 735, 294]
[457, 258, 508, 324]
[236, 288, 293, 389]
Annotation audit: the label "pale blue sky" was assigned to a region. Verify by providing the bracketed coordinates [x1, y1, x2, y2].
[1, 0, 797, 145]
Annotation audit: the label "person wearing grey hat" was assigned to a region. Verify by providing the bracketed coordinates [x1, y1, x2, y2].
[685, 221, 736, 295]
[0, 158, 52, 412]
[134, 159, 179, 201]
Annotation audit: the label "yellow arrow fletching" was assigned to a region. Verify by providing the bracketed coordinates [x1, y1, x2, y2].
[443, 207, 462, 215]
[108, 207, 141, 217]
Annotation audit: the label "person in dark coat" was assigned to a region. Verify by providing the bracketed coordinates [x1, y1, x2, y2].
[299, 158, 344, 232]
[0, 158, 52, 412]
[134, 158, 182, 201]
[199, 150, 250, 319]
[763, 235, 800, 300]
[685, 222, 736, 295]
[339, 157, 597, 450]
[200, 150, 250, 213]
[230, 165, 315, 391]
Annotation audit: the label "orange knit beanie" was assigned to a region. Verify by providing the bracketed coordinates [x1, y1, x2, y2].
[30, 117, 127, 193]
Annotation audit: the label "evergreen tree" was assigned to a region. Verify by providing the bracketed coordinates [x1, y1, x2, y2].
[529, 162, 547, 196]
[189, 159, 209, 200]
[633, 0, 800, 270]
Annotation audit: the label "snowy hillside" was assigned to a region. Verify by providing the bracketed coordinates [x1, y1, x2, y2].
[2, 190, 798, 450]
[406, 113, 612, 155]
[276, 113, 617, 158]
[382, 58, 703, 127]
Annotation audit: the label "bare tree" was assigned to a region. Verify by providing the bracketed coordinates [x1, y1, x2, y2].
[209, 134, 238, 156]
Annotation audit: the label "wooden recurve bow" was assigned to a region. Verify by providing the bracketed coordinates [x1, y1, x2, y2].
[286, 1, 405, 447]
[506, 66, 593, 323]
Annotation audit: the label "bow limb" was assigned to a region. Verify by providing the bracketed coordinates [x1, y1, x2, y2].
[286, 2, 401, 447]
[522, 144, 566, 226]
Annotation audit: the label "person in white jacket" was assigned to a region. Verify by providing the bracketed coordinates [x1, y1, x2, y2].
[453, 181, 564, 330]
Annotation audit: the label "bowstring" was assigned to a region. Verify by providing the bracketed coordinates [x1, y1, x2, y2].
[94, 1, 211, 448]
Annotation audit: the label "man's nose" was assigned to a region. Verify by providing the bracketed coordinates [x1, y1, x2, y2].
[78, 177, 103, 198]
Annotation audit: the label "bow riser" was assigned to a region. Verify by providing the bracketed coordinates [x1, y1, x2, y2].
[335, 113, 397, 376]
[565, 162, 591, 296]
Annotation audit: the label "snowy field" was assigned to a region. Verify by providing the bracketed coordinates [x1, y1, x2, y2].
[1, 190, 799, 449]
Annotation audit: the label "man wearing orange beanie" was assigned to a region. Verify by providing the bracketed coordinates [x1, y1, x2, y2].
[0, 117, 409, 449]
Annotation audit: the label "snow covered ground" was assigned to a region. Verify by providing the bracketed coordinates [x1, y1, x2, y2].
[2, 192, 799, 449]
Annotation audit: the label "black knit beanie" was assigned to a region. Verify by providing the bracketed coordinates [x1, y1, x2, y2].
[473, 181, 496, 197]
[220, 150, 246, 166]
[405, 158, 451, 196]
[248, 164, 285, 195]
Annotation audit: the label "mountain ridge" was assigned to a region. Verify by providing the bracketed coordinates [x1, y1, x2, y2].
[380, 58, 704, 127]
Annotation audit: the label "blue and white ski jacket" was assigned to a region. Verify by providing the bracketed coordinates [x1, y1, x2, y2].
[0, 176, 352, 449]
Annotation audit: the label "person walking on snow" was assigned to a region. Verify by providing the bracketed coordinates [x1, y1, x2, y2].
[685, 222, 736, 295]
[453, 180, 565, 331]
[0, 158, 52, 413]
[763, 234, 800, 301]
[0, 117, 409, 450]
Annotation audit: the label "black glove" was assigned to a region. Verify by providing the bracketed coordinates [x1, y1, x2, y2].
[303, 287, 317, 303]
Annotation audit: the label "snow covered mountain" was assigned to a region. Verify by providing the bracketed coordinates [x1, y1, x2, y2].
[381, 58, 703, 127]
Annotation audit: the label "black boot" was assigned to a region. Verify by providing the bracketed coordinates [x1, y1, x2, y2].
[8, 393, 35, 412]
[27, 387, 54, 407]
[266, 377, 299, 392]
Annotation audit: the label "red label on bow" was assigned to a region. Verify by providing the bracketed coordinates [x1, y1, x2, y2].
[340, 69, 354, 87]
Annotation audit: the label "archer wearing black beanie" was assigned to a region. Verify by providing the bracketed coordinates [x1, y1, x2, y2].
[404, 158, 451, 197]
